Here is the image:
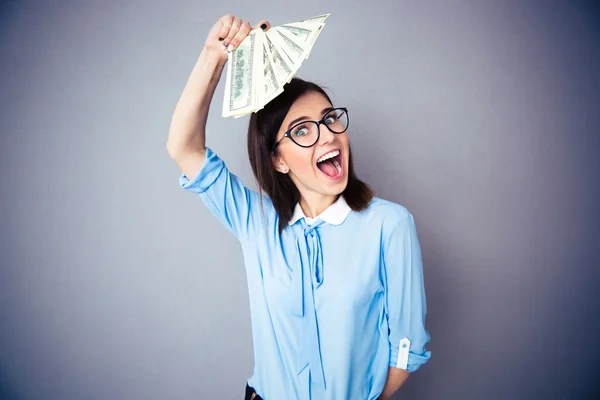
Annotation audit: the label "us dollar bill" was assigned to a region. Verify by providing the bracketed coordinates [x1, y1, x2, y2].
[278, 23, 317, 43]
[270, 28, 309, 67]
[264, 33, 294, 84]
[281, 22, 325, 57]
[295, 13, 330, 25]
[222, 13, 329, 117]
[222, 30, 261, 117]
[259, 36, 284, 109]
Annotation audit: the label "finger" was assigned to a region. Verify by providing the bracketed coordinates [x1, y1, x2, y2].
[252, 20, 270, 32]
[223, 17, 242, 47]
[217, 14, 234, 41]
[229, 21, 252, 51]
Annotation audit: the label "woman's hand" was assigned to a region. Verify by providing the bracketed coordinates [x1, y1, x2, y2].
[203, 14, 270, 62]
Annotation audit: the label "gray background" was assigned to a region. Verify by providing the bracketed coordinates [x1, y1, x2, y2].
[1, 0, 599, 399]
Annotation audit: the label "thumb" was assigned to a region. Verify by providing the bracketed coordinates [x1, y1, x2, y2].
[252, 20, 270, 31]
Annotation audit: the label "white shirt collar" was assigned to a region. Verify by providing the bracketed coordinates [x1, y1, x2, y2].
[289, 196, 351, 226]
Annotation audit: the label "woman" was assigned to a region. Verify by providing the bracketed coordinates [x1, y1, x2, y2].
[167, 14, 431, 400]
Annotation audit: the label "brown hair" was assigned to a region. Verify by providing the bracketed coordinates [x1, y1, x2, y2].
[247, 77, 374, 233]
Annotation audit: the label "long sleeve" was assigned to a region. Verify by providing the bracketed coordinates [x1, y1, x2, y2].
[178, 147, 260, 240]
[381, 209, 432, 372]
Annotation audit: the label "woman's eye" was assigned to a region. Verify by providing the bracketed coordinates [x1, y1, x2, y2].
[293, 127, 309, 136]
[325, 115, 338, 124]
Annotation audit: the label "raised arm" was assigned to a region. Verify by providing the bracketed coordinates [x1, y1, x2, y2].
[168, 15, 271, 240]
[166, 14, 268, 178]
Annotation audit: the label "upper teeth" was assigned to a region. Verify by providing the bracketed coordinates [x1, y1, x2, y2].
[317, 150, 339, 163]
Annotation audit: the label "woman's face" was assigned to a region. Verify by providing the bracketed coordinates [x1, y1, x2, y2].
[272, 91, 350, 199]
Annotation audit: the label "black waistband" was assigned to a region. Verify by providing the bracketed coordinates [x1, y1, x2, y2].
[245, 383, 264, 400]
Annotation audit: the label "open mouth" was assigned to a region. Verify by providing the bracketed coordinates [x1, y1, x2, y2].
[316, 149, 344, 180]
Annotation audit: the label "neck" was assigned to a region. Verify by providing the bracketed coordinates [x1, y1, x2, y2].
[299, 192, 338, 218]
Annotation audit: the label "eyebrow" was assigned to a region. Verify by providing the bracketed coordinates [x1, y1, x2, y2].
[286, 107, 334, 131]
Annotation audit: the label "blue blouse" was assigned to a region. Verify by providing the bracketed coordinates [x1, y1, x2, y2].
[179, 148, 431, 400]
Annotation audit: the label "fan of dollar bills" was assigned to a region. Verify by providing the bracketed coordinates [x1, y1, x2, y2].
[222, 13, 330, 118]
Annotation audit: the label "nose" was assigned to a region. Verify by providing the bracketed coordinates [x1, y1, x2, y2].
[317, 121, 335, 145]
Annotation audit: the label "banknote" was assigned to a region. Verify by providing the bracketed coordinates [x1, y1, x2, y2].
[295, 13, 330, 25]
[260, 38, 284, 109]
[270, 28, 309, 67]
[222, 30, 261, 117]
[222, 13, 329, 117]
[264, 33, 294, 84]
[278, 23, 318, 43]
[278, 23, 325, 59]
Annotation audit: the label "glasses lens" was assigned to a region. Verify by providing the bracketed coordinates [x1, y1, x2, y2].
[289, 121, 319, 147]
[324, 109, 348, 133]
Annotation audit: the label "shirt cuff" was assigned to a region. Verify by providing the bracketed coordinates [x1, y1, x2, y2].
[178, 147, 224, 194]
[389, 346, 432, 372]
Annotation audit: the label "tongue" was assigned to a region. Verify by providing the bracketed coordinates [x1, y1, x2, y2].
[318, 159, 338, 177]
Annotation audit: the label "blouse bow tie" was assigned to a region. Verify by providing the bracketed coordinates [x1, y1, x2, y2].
[291, 220, 327, 390]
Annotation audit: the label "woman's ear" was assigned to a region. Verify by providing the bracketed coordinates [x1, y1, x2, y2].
[271, 153, 289, 174]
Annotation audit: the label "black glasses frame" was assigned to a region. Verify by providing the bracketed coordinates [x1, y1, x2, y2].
[272, 107, 349, 152]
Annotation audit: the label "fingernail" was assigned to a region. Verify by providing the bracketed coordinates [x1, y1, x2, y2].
[227, 44, 233, 53]
[260, 23, 267, 30]
[218, 37, 224, 41]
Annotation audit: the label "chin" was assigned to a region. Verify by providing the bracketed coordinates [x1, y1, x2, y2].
[322, 176, 348, 196]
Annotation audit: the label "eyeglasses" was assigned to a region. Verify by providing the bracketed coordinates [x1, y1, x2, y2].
[272, 107, 349, 151]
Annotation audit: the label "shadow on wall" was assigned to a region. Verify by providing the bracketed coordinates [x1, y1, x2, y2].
[0, 367, 20, 400]
[0, 0, 22, 40]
